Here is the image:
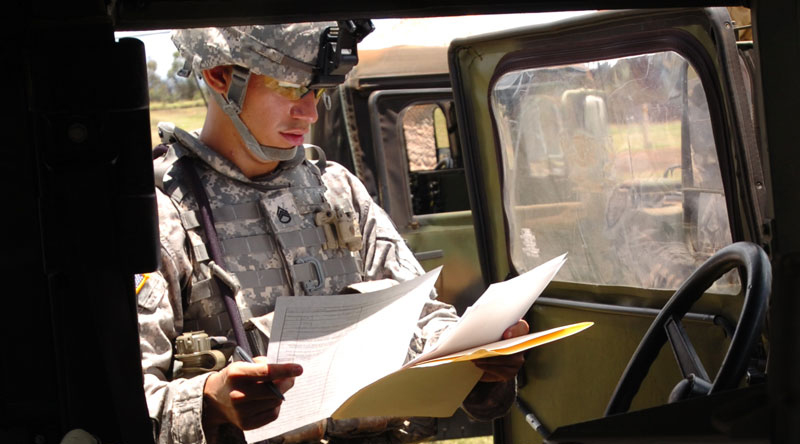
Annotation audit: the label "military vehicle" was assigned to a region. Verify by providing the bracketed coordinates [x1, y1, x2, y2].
[5, 2, 799, 444]
[310, 43, 483, 316]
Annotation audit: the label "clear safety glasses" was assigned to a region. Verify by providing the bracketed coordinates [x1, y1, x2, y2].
[262, 76, 325, 101]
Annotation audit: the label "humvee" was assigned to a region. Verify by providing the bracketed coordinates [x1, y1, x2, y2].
[5, 2, 799, 444]
[310, 43, 483, 315]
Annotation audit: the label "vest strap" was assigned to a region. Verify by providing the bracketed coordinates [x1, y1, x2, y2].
[181, 157, 254, 355]
[231, 255, 360, 289]
[276, 226, 329, 249]
[295, 255, 360, 282]
[189, 234, 210, 262]
[153, 143, 183, 191]
[184, 313, 232, 338]
[212, 201, 262, 222]
[221, 234, 277, 257]
[180, 210, 201, 230]
[188, 277, 221, 304]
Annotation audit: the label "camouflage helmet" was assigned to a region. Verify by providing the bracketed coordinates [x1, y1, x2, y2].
[171, 23, 333, 87]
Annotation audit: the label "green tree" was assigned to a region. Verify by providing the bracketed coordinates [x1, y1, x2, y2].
[167, 51, 202, 101]
[147, 59, 170, 103]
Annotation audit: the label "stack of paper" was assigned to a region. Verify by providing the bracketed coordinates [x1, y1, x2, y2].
[246, 254, 592, 442]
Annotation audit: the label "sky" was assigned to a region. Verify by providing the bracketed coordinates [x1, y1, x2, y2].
[116, 12, 594, 78]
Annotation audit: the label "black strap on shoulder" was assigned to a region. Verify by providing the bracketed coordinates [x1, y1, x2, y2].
[305, 144, 327, 175]
[179, 156, 253, 355]
[153, 143, 186, 193]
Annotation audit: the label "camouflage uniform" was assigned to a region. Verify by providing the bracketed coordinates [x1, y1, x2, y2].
[137, 127, 515, 444]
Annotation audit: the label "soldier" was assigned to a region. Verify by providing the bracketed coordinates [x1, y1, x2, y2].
[137, 22, 528, 444]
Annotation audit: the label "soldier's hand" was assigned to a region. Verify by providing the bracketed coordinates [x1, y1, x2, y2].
[474, 320, 529, 382]
[202, 357, 303, 430]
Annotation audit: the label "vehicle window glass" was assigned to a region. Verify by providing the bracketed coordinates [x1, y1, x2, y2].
[433, 106, 451, 151]
[491, 51, 739, 293]
[403, 103, 439, 172]
[401, 103, 469, 216]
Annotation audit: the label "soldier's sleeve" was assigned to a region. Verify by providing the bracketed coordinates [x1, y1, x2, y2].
[136, 190, 213, 444]
[321, 163, 459, 356]
[322, 164, 515, 420]
[460, 379, 517, 421]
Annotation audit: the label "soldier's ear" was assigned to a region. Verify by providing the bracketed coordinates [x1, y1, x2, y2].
[202, 66, 233, 95]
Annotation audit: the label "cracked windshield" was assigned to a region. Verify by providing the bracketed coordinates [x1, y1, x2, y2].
[491, 50, 739, 293]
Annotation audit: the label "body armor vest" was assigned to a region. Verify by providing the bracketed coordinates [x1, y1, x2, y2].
[154, 133, 363, 351]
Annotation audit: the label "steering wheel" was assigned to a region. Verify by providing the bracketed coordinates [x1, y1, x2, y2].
[605, 242, 770, 416]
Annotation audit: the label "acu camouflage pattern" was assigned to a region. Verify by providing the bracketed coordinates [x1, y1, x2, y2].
[172, 23, 334, 87]
[139, 128, 515, 444]
[157, 128, 363, 337]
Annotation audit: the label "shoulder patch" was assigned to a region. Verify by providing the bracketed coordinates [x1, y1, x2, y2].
[135, 273, 150, 295]
[136, 272, 167, 312]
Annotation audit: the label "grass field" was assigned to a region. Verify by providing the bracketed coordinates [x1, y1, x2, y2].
[146, 104, 685, 188]
[148, 103, 207, 145]
[609, 120, 681, 153]
[147, 103, 682, 158]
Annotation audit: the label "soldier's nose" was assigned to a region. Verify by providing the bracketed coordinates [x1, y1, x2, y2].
[291, 93, 319, 123]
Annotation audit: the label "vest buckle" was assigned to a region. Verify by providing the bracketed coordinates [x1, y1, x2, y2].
[294, 256, 326, 293]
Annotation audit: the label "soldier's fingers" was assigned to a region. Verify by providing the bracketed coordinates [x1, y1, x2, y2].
[478, 371, 499, 382]
[473, 353, 525, 368]
[273, 376, 296, 394]
[235, 401, 283, 430]
[266, 363, 304, 381]
[230, 377, 296, 401]
[227, 362, 303, 381]
[474, 355, 524, 381]
[476, 364, 520, 382]
[474, 361, 521, 375]
[479, 373, 507, 382]
[224, 361, 269, 379]
[240, 396, 282, 411]
[502, 320, 530, 339]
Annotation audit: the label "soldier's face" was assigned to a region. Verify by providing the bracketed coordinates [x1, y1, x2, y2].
[238, 73, 319, 149]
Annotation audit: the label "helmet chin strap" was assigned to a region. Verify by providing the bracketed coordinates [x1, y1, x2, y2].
[210, 66, 298, 162]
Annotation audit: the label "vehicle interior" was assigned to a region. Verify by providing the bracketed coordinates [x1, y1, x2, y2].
[5, 1, 799, 444]
[310, 44, 484, 315]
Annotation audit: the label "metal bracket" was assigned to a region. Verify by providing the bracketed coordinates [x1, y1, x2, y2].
[295, 256, 325, 292]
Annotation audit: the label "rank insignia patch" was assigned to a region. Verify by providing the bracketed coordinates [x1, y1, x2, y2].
[277, 206, 292, 224]
[261, 193, 301, 233]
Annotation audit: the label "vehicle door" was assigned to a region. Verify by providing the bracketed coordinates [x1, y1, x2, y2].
[313, 47, 484, 315]
[448, 8, 766, 443]
[365, 87, 483, 313]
